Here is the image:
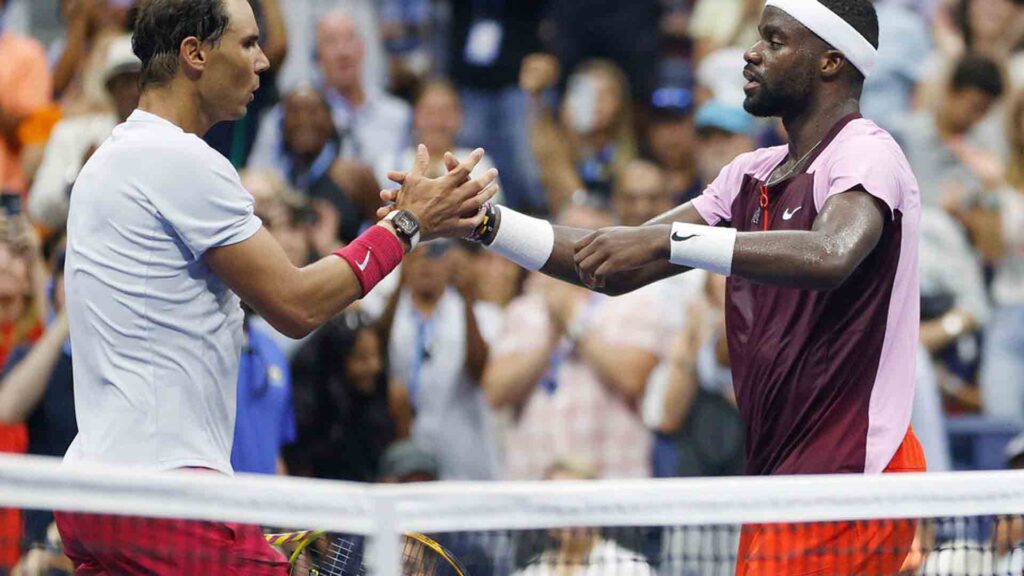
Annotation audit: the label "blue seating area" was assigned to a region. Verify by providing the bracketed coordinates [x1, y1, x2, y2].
[947, 416, 1023, 471]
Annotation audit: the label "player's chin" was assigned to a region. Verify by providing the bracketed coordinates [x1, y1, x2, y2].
[227, 104, 250, 121]
[742, 95, 773, 119]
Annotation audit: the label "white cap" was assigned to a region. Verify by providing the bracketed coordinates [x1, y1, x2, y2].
[103, 35, 142, 85]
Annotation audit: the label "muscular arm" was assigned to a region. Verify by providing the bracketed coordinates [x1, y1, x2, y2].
[575, 188, 888, 292]
[730, 190, 888, 289]
[204, 226, 371, 339]
[539, 203, 707, 295]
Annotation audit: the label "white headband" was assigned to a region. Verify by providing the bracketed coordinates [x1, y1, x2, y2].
[764, 0, 877, 78]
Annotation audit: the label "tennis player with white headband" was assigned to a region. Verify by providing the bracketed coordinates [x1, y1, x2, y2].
[386, 0, 924, 573]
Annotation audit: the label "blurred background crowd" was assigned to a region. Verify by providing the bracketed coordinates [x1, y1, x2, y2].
[1, 0, 1024, 571]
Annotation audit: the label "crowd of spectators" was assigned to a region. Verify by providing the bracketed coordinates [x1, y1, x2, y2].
[1, 0, 1024, 572]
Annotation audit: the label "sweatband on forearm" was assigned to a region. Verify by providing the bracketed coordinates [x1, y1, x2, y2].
[334, 225, 405, 296]
[668, 222, 737, 277]
[485, 206, 555, 271]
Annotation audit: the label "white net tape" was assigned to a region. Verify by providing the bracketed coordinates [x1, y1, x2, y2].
[3, 454, 1024, 575]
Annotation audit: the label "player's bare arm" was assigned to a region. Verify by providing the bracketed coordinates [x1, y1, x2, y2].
[206, 147, 498, 339]
[575, 187, 886, 291]
[543, 203, 706, 295]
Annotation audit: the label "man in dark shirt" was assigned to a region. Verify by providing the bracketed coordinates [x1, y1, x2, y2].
[388, 0, 926, 573]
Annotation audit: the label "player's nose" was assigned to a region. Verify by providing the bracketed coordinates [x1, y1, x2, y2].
[744, 46, 763, 66]
[255, 46, 271, 74]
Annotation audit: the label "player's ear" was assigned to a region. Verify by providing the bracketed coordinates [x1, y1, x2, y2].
[180, 36, 206, 78]
[820, 50, 845, 80]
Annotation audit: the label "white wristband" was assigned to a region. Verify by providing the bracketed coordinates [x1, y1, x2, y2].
[487, 207, 555, 271]
[668, 222, 737, 276]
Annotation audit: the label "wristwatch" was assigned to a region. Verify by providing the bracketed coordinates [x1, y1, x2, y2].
[383, 210, 421, 251]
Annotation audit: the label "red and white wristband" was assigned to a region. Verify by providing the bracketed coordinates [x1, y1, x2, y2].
[334, 225, 405, 296]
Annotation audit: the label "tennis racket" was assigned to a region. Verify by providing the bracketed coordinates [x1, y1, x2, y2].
[266, 529, 469, 576]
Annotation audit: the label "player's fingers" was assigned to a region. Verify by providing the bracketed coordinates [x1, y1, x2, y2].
[573, 231, 602, 266]
[387, 171, 408, 185]
[575, 248, 606, 275]
[377, 206, 393, 219]
[444, 152, 459, 172]
[409, 144, 430, 179]
[456, 210, 489, 236]
[380, 188, 398, 203]
[443, 148, 484, 185]
[456, 168, 498, 202]
[459, 182, 500, 215]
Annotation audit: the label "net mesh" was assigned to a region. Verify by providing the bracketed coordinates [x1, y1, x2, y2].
[2, 454, 1024, 576]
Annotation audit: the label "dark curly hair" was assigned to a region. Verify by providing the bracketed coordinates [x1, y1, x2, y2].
[131, 0, 231, 88]
[818, 0, 879, 50]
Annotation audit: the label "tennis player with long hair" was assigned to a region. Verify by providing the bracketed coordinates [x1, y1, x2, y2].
[55, 0, 496, 573]
[388, 0, 925, 573]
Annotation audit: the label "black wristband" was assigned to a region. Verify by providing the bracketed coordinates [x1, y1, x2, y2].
[468, 203, 501, 245]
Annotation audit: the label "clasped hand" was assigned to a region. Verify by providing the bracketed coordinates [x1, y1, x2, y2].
[572, 224, 670, 290]
[379, 145, 500, 242]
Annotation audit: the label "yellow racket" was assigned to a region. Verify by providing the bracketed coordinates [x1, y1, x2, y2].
[265, 530, 468, 576]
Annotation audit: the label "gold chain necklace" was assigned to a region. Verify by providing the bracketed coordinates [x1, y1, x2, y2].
[766, 137, 825, 187]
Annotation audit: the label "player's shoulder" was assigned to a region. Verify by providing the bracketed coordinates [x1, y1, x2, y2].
[138, 125, 236, 176]
[831, 117, 906, 158]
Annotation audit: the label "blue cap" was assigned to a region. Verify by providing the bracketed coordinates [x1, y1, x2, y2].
[695, 101, 755, 135]
[650, 87, 694, 117]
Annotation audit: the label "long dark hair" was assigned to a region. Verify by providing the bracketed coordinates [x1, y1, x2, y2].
[285, 311, 395, 481]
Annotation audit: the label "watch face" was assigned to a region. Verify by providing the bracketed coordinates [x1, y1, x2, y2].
[394, 211, 420, 236]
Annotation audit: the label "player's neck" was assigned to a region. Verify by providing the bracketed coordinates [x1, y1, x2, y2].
[781, 97, 860, 160]
[138, 84, 215, 136]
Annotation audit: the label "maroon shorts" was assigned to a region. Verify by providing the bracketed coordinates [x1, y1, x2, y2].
[55, 511, 290, 575]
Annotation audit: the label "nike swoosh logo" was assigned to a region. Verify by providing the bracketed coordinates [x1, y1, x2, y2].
[782, 206, 803, 221]
[357, 250, 371, 271]
[671, 232, 698, 242]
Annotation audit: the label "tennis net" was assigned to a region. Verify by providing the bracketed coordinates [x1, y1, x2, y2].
[1, 453, 1023, 575]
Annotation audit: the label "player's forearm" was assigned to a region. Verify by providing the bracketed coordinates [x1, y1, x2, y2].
[274, 224, 405, 338]
[279, 256, 364, 337]
[539, 226, 591, 286]
[0, 314, 69, 424]
[482, 207, 665, 295]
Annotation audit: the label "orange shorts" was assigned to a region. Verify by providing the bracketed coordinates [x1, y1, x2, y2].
[736, 428, 926, 576]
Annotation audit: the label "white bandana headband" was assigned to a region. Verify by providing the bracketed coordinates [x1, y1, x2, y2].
[764, 0, 878, 78]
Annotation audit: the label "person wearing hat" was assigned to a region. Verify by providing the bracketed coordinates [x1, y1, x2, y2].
[693, 100, 756, 194]
[645, 87, 701, 204]
[28, 34, 142, 231]
[378, 439, 440, 483]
